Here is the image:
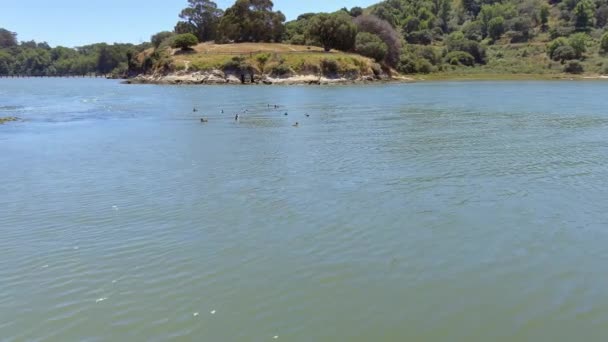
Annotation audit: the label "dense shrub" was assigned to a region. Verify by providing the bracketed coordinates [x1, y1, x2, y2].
[269, 64, 293, 77]
[446, 33, 487, 64]
[397, 55, 417, 73]
[416, 46, 441, 65]
[563, 60, 584, 73]
[601, 32, 608, 53]
[547, 37, 569, 59]
[355, 32, 388, 62]
[320, 58, 339, 75]
[407, 30, 433, 45]
[151, 31, 175, 49]
[171, 33, 198, 50]
[568, 33, 589, 58]
[415, 59, 434, 73]
[354, 15, 402, 67]
[445, 51, 476, 66]
[488, 17, 505, 41]
[552, 45, 577, 62]
[462, 21, 484, 41]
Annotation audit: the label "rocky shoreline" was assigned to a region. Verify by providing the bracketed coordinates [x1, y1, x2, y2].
[123, 70, 412, 86]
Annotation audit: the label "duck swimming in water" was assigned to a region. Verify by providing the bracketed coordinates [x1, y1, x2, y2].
[235, 114, 239, 121]
[293, 122, 299, 127]
[305, 113, 310, 117]
[193, 108, 198, 112]
[284, 112, 288, 116]
[200, 118, 208, 123]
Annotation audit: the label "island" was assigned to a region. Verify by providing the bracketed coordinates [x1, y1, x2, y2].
[1, 0, 608, 82]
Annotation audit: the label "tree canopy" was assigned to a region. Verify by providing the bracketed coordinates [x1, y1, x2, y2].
[217, 0, 286, 43]
[307, 12, 358, 52]
[177, 0, 224, 42]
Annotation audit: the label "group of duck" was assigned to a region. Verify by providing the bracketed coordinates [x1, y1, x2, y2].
[194, 104, 309, 127]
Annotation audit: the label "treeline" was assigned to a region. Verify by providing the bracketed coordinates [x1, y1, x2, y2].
[0, 28, 150, 77]
[146, 0, 608, 75]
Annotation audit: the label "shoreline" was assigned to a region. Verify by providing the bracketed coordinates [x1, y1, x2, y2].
[122, 70, 414, 86]
[123, 70, 608, 85]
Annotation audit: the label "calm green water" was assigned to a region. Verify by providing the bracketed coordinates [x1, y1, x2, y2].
[2, 79, 608, 341]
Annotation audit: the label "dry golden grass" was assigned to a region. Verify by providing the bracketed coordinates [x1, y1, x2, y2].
[191, 42, 327, 54]
[167, 43, 375, 76]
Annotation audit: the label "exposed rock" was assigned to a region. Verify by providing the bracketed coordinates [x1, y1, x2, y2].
[124, 69, 412, 86]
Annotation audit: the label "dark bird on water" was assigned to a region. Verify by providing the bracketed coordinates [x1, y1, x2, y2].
[293, 122, 299, 127]
[284, 112, 288, 116]
[235, 114, 239, 121]
[193, 108, 198, 112]
[305, 113, 310, 117]
[200, 118, 208, 123]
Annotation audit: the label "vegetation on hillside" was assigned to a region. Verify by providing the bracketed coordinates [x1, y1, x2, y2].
[4, 0, 608, 78]
[0, 28, 149, 77]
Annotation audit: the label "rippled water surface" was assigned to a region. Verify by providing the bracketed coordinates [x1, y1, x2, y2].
[2, 78, 608, 341]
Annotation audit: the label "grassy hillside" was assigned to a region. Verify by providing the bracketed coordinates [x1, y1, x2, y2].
[142, 43, 379, 78]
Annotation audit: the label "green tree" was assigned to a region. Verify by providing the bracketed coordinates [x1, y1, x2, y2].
[0, 51, 14, 75]
[177, 0, 224, 42]
[547, 37, 569, 59]
[307, 13, 358, 52]
[350, 7, 364, 17]
[552, 45, 577, 62]
[0, 28, 17, 48]
[218, 0, 286, 43]
[568, 32, 588, 58]
[354, 15, 402, 67]
[600, 32, 608, 53]
[151, 31, 175, 49]
[596, 5, 608, 28]
[574, 0, 594, 31]
[355, 32, 388, 62]
[488, 16, 505, 41]
[97, 44, 121, 74]
[171, 33, 199, 50]
[540, 5, 550, 30]
[255, 53, 270, 73]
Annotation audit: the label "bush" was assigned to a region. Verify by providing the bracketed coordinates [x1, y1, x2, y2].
[255, 53, 270, 73]
[289, 34, 306, 45]
[552, 45, 577, 62]
[151, 31, 175, 49]
[416, 46, 441, 65]
[415, 59, 434, 73]
[269, 64, 293, 77]
[446, 35, 487, 64]
[462, 21, 484, 41]
[547, 37, 569, 59]
[171, 33, 198, 50]
[298, 62, 320, 75]
[601, 32, 608, 54]
[354, 15, 403, 67]
[488, 17, 505, 41]
[563, 60, 584, 73]
[569, 33, 589, 58]
[355, 32, 388, 62]
[397, 55, 417, 74]
[445, 51, 476, 66]
[406, 30, 433, 45]
[320, 58, 339, 75]
[222, 56, 254, 74]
